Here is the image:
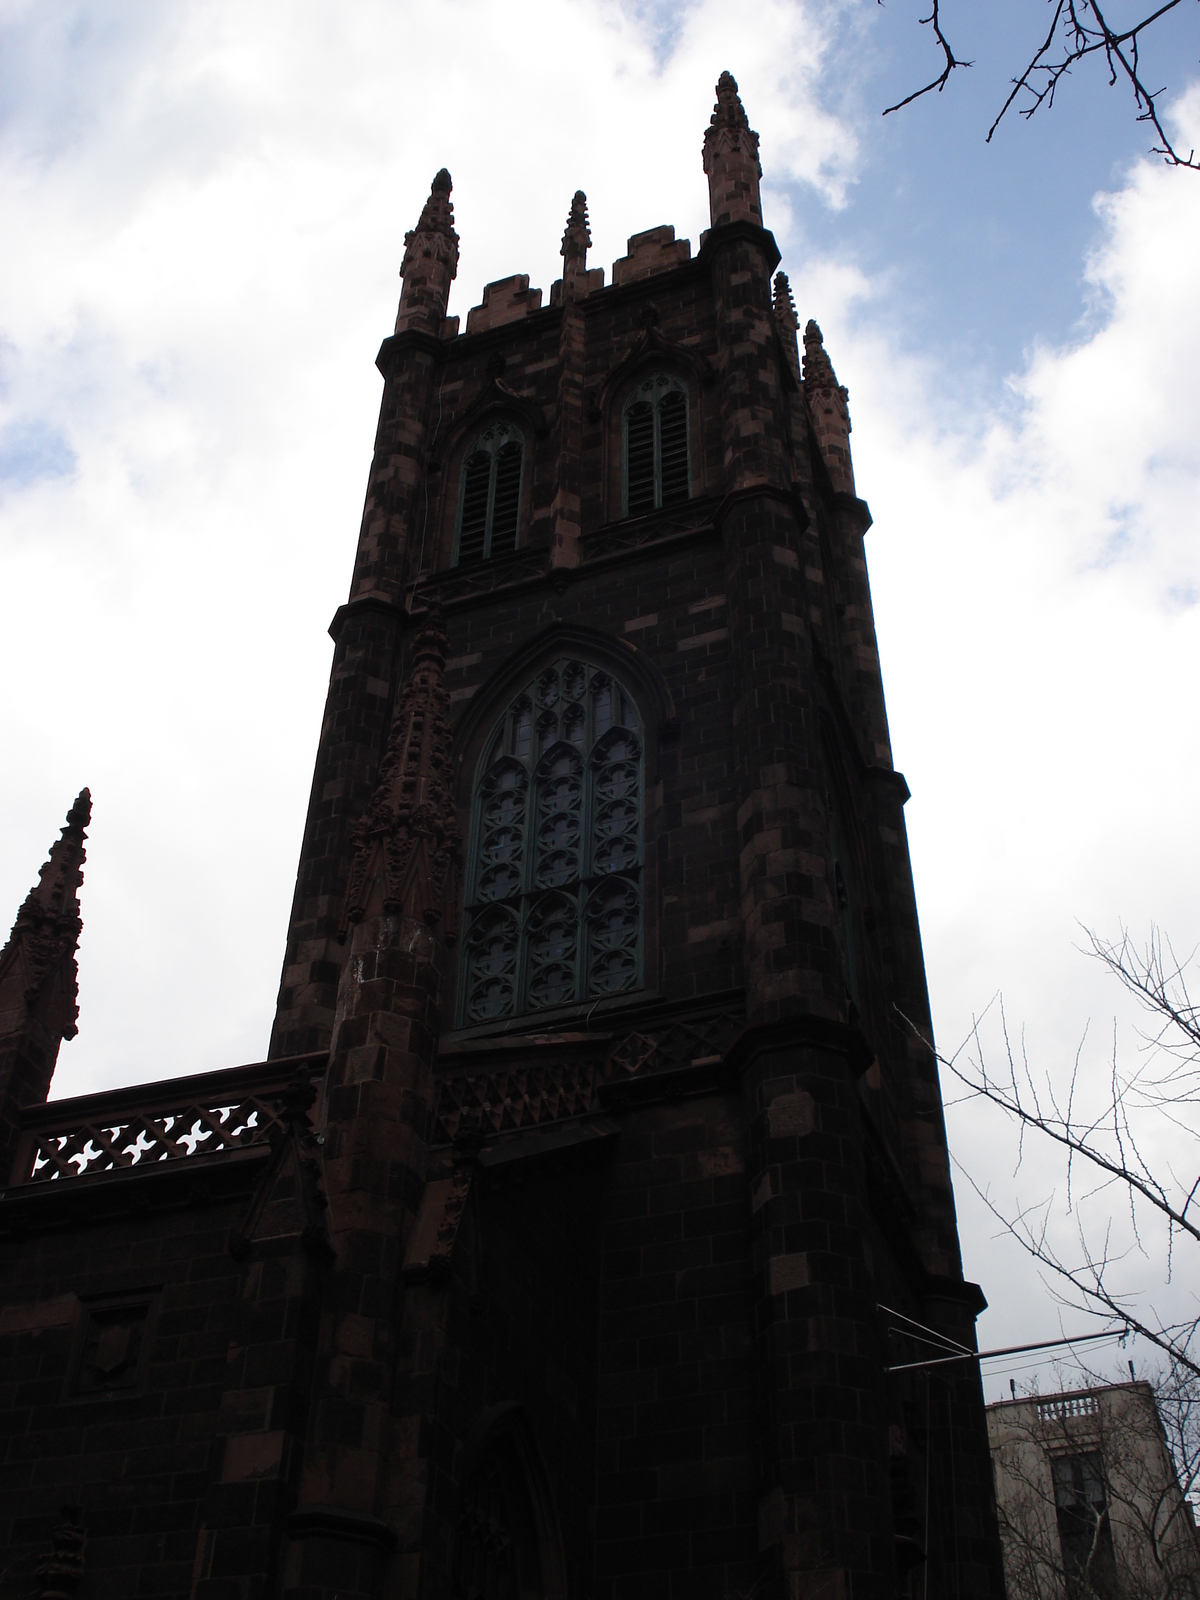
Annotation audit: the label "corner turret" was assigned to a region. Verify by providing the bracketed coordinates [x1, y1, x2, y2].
[702, 71, 763, 229]
[395, 168, 459, 336]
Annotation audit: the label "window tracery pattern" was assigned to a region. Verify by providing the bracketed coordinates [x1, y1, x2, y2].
[455, 421, 524, 565]
[453, 1435, 547, 1600]
[622, 373, 690, 517]
[459, 659, 643, 1025]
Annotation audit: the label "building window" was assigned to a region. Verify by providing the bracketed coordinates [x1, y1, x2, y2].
[453, 1429, 552, 1600]
[459, 659, 643, 1026]
[455, 422, 524, 565]
[622, 374, 689, 517]
[1051, 1453, 1120, 1600]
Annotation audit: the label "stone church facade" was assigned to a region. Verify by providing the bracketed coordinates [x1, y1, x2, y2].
[0, 77, 1004, 1600]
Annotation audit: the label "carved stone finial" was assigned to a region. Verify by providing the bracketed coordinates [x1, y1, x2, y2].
[802, 320, 839, 388]
[396, 169, 460, 335]
[774, 273, 801, 382]
[711, 71, 752, 132]
[0, 789, 90, 1042]
[34, 1504, 86, 1599]
[774, 272, 798, 332]
[561, 190, 591, 261]
[702, 71, 763, 229]
[802, 320, 854, 494]
[413, 169, 455, 239]
[339, 605, 461, 934]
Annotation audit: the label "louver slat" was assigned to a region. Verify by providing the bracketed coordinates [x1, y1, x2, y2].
[625, 403, 656, 516]
[658, 391, 689, 507]
[458, 452, 491, 565]
[489, 441, 522, 555]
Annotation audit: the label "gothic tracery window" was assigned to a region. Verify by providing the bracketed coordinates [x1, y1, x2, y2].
[453, 1433, 548, 1600]
[459, 659, 643, 1026]
[455, 422, 524, 565]
[622, 373, 690, 517]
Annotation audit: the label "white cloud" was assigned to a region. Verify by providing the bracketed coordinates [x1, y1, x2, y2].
[831, 87, 1200, 1387]
[3, 1, 1198, 1392]
[0, 0, 857, 1098]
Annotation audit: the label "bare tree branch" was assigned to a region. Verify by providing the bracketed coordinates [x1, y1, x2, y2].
[881, 0, 973, 114]
[885, 0, 1199, 168]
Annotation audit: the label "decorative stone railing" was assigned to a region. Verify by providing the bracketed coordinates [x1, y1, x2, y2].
[7, 1053, 327, 1187]
[1036, 1392, 1101, 1424]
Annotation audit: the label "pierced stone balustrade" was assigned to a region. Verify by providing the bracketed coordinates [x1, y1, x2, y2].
[7, 1052, 327, 1187]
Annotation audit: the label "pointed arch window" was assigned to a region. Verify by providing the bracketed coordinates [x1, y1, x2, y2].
[453, 1416, 564, 1600]
[459, 659, 643, 1026]
[455, 422, 525, 566]
[622, 373, 690, 518]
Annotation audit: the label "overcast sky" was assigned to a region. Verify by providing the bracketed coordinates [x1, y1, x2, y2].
[2, 0, 1198, 1401]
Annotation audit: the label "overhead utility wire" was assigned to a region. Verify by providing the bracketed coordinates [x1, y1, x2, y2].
[885, 1326, 1128, 1375]
[878, 1304, 973, 1357]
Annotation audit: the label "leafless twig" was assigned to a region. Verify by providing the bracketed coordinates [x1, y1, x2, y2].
[883, 0, 1199, 168]
[881, 0, 973, 113]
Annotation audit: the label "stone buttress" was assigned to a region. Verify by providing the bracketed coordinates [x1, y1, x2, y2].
[270, 173, 460, 1062]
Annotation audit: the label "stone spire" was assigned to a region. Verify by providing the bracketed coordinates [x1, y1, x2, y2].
[0, 789, 90, 1178]
[339, 605, 460, 934]
[702, 71, 763, 229]
[802, 319, 854, 495]
[395, 168, 460, 336]
[0, 789, 89, 1045]
[773, 271, 801, 381]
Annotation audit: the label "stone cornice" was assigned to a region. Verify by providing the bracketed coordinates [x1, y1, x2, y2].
[328, 593, 410, 645]
[724, 1012, 874, 1078]
[697, 220, 782, 275]
[712, 482, 810, 533]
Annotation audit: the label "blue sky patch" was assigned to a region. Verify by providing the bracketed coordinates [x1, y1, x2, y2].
[0, 418, 76, 488]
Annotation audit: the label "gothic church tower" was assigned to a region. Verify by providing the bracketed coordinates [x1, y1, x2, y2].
[265, 73, 1004, 1600]
[0, 75, 1004, 1600]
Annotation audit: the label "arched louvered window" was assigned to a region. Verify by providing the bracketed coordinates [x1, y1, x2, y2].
[455, 422, 525, 566]
[622, 373, 690, 518]
[459, 659, 643, 1026]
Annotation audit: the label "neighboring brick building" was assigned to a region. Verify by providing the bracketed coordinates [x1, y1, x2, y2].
[0, 75, 1004, 1600]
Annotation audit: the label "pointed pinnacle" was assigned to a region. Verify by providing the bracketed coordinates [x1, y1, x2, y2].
[802, 320, 839, 387]
[774, 272, 798, 331]
[710, 70, 751, 130]
[562, 189, 591, 258]
[414, 169, 456, 237]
